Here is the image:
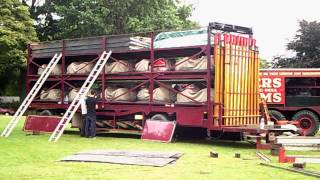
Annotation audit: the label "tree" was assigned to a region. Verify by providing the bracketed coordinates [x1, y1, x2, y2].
[0, 0, 38, 95]
[260, 58, 271, 69]
[272, 20, 320, 68]
[31, 0, 197, 41]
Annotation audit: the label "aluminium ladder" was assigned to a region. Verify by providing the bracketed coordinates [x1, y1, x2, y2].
[1, 53, 63, 137]
[49, 50, 112, 142]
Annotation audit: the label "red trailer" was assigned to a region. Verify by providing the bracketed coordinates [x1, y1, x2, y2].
[23, 23, 268, 141]
[260, 68, 320, 136]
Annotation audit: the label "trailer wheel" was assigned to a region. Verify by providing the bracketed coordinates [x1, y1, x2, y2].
[292, 110, 320, 136]
[150, 114, 170, 121]
[39, 110, 53, 116]
[269, 110, 286, 122]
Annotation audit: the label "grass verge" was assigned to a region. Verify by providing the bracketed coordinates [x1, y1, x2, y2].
[0, 115, 319, 179]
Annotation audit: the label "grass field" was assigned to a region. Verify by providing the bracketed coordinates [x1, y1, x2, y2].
[0, 115, 320, 180]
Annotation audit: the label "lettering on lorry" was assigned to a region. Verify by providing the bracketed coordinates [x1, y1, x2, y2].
[259, 76, 285, 104]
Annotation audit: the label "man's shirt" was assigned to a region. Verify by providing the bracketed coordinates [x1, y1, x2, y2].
[80, 97, 87, 115]
[86, 96, 98, 118]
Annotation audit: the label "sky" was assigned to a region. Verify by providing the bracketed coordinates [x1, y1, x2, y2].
[185, 0, 320, 60]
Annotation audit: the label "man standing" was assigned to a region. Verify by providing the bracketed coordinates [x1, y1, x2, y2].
[80, 95, 87, 137]
[85, 90, 98, 138]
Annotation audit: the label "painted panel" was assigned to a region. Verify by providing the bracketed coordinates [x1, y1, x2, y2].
[23, 115, 61, 133]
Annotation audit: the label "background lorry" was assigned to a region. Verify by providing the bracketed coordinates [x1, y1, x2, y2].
[260, 68, 320, 136]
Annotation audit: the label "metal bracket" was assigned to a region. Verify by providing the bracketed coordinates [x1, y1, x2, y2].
[209, 22, 253, 35]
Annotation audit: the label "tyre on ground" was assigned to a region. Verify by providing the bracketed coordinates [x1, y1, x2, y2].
[292, 110, 320, 136]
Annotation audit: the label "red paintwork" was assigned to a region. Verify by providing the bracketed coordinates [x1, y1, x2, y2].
[0, 108, 14, 115]
[260, 68, 320, 117]
[141, 120, 176, 142]
[259, 76, 285, 104]
[26, 30, 260, 137]
[23, 115, 61, 133]
[278, 147, 296, 163]
[260, 68, 320, 77]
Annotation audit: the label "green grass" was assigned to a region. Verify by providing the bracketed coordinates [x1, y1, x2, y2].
[0, 115, 320, 180]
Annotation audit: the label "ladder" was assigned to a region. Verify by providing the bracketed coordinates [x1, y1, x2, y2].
[1, 53, 62, 137]
[49, 50, 112, 142]
[261, 99, 271, 122]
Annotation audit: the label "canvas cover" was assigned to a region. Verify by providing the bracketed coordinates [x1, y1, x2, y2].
[137, 88, 149, 101]
[175, 56, 211, 71]
[105, 87, 136, 101]
[105, 60, 130, 73]
[66, 62, 93, 74]
[40, 89, 61, 100]
[154, 28, 213, 48]
[135, 59, 150, 72]
[37, 64, 62, 75]
[137, 87, 175, 102]
[176, 88, 214, 103]
[68, 89, 79, 102]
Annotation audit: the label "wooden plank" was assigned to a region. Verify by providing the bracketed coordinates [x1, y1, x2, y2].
[65, 37, 102, 47]
[282, 145, 320, 151]
[65, 45, 102, 52]
[33, 48, 62, 54]
[295, 157, 320, 164]
[30, 41, 62, 50]
[260, 162, 320, 178]
[276, 136, 320, 144]
[256, 151, 271, 162]
[61, 154, 177, 167]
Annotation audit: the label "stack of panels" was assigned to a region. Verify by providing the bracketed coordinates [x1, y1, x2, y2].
[30, 35, 150, 58]
[214, 33, 260, 126]
[106, 36, 150, 52]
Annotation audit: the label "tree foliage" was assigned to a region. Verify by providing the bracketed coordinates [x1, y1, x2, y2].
[260, 58, 271, 69]
[272, 20, 320, 68]
[0, 0, 37, 95]
[31, 0, 197, 41]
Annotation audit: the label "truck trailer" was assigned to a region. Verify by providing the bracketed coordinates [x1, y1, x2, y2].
[260, 68, 320, 136]
[13, 23, 269, 141]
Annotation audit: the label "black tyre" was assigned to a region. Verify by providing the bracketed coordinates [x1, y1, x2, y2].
[150, 114, 170, 121]
[39, 110, 53, 116]
[292, 110, 320, 136]
[269, 110, 286, 122]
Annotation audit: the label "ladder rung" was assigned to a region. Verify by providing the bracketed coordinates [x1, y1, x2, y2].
[49, 50, 112, 142]
[1, 53, 62, 137]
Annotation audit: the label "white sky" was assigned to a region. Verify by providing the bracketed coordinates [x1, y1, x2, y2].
[185, 0, 320, 60]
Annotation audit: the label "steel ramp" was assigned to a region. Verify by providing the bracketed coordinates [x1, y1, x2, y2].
[1, 53, 62, 137]
[49, 50, 112, 142]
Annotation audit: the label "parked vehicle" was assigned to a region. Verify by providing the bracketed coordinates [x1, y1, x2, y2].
[0, 108, 14, 115]
[25, 22, 264, 139]
[260, 68, 320, 136]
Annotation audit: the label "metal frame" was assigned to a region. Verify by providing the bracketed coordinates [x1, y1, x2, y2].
[27, 24, 261, 134]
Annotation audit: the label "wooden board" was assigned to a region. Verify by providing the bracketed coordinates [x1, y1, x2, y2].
[275, 136, 320, 144]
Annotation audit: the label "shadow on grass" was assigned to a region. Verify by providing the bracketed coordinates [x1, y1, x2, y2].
[64, 130, 141, 139]
[177, 139, 256, 149]
[64, 127, 255, 149]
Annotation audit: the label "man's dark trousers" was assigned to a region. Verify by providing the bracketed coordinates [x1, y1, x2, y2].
[80, 115, 86, 137]
[84, 116, 96, 137]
